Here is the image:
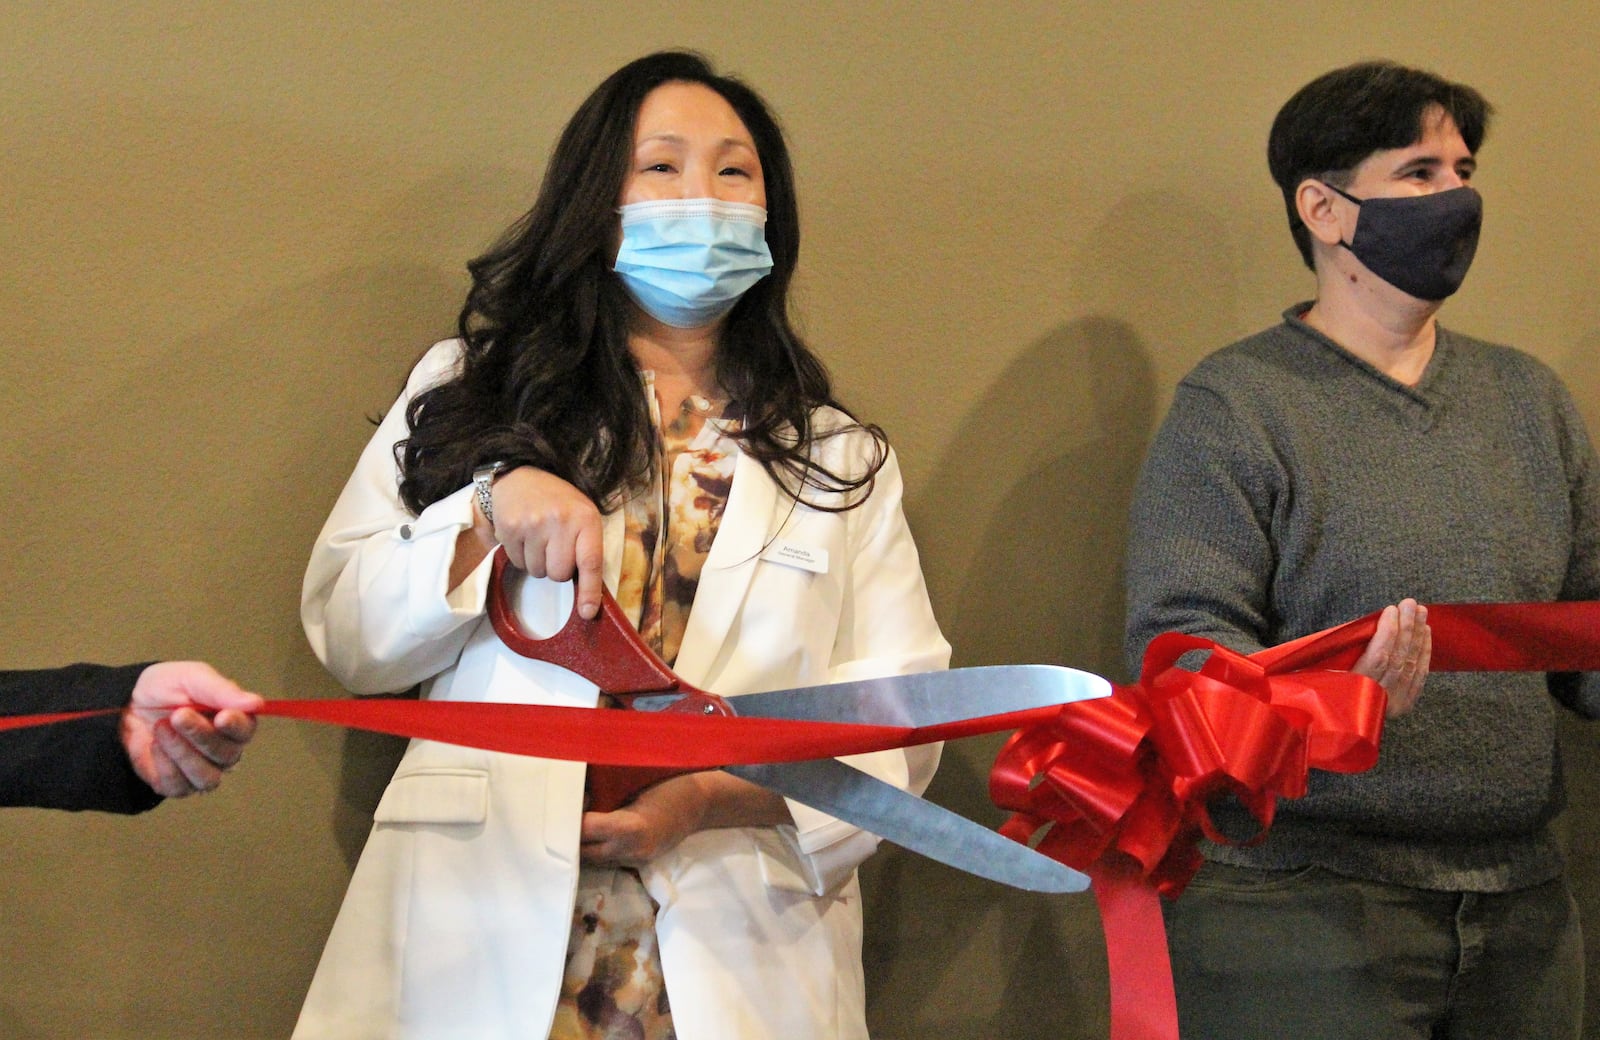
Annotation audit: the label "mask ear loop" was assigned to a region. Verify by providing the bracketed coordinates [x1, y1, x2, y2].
[1321, 181, 1364, 206]
[1317, 180, 1364, 253]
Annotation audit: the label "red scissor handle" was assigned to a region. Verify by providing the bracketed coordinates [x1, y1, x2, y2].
[486, 547, 734, 810]
[488, 547, 682, 695]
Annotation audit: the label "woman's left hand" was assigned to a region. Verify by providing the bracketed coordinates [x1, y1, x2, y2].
[578, 770, 793, 867]
[579, 773, 708, 867]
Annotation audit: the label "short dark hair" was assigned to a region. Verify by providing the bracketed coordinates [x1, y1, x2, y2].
[1267, 61, 1493, 269]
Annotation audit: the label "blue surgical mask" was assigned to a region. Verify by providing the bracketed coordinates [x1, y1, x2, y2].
[613, 198, 775, 328]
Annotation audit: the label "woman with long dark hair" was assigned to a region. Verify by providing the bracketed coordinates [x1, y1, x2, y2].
[294, 51, 948, 1040]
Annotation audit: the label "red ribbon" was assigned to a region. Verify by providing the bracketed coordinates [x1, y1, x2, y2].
[6, 601, 1598, 1040]
[0, 709, 112, 732]
[990, 600, 1600, 1040]
[0, 693, 1054, 758]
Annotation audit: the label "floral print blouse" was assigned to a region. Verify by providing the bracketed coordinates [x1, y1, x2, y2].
[549, 373, 738, 1040]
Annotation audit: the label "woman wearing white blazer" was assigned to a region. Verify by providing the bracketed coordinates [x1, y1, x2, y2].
[294, 51, 949, 1040]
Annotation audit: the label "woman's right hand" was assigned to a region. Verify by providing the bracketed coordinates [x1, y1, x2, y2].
[493, 467, 605, 619]
[454, 466, 606, 619]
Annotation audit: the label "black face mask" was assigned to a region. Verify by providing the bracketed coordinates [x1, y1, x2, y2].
[1325, 183, 1484, 301]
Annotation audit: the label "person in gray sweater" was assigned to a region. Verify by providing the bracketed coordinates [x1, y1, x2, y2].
[1124, 62, 1600, 1040]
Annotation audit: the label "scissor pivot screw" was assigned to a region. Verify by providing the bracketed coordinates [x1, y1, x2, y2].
[702, 704, 717, 715]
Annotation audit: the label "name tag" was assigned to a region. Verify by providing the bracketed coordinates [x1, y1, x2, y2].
[762, 539, 829, 574]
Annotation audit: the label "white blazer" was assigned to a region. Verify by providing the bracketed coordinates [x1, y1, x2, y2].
[293, 341, 950, 1040]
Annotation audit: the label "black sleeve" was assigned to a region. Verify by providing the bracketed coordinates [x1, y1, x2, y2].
[1, 663, 164, 814]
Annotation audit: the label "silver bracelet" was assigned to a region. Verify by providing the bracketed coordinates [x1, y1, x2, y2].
[472, 461, 507, 525]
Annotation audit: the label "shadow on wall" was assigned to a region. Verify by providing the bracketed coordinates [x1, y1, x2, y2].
[3, 258, 461, 1025]
[863, 317, 1156, 1040]
[136, 262, 456, 873]
[1554, 324, 1600, 1040]
[929, 317, 1156, 676]
[0, 91, 529, 1037]
[857, 178, 1242, 1039]
[98, 163, 535, 875]
[87, 259, 471, 869]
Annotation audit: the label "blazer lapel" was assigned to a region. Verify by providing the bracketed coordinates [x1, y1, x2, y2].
[671, 450, 784, 685]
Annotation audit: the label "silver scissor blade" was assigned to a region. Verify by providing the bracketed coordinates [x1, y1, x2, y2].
[724, 664, 1110, 727]
[727, 758, 1089, 894]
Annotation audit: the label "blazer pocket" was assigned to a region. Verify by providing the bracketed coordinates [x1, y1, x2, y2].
[373, 768, 489, 825]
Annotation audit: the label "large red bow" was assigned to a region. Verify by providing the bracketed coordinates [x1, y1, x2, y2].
[990, 601, 1600, 1040]
[991, 632, 1385, 898]
[989, 634, 1385, 1040]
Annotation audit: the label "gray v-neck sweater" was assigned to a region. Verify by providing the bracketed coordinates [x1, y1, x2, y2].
[1124, 306, 1600, 891]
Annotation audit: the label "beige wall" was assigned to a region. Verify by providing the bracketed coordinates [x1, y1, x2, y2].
[4, 3, 1599, 1037]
